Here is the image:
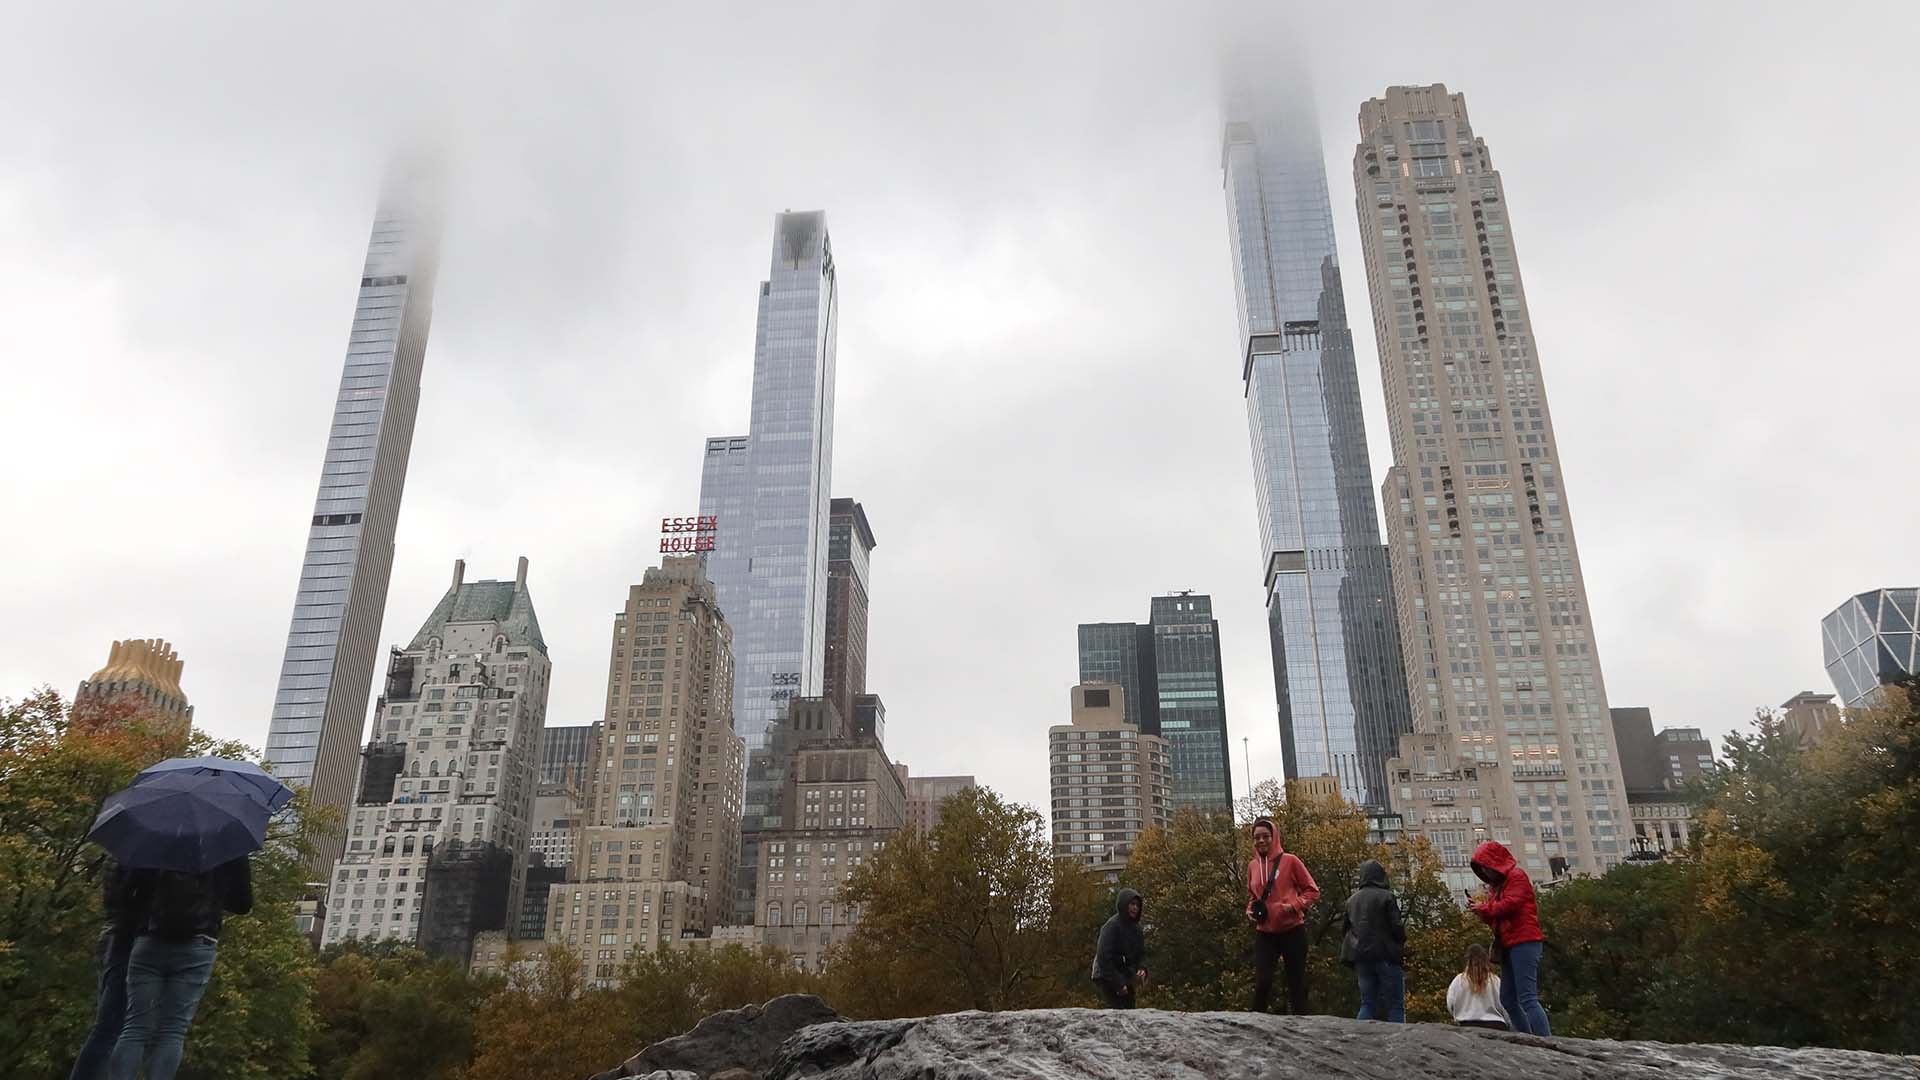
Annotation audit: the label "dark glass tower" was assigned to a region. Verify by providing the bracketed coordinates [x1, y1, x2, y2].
[1077, 593, 1233, 814]
[1220, 64, 1410, 808]
[1075, 622, 1158, 734]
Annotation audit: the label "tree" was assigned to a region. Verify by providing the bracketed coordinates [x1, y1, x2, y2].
[0, 689, 185, 1077]
[462, 942, 814, 1080]
[829, 786, 1105, 1016]
[0, 687, 327, 1079]
[307, 942, 490, 1080]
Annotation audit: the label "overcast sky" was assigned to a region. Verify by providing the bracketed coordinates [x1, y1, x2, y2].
[4, 2, 1916, 812]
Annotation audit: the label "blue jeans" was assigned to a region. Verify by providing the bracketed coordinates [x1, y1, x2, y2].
[69, 932, 132, 1080]
[1500, 940, 1552, 1036]
[1354, 960, 1405, 1022]
[107, 935, 219, 1080]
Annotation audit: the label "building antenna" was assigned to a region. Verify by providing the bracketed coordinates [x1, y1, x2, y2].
[1243, 737, 1252, 795]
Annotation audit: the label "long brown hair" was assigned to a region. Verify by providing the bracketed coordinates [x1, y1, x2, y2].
[1463, 944, 1493, 993]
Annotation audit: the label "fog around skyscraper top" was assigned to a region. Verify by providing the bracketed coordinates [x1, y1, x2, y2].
[2, 1, 1914, 812]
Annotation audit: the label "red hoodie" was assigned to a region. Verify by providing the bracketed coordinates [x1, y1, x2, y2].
[1469, 840, 1543, 947]
[1246, 843, 1319, 935]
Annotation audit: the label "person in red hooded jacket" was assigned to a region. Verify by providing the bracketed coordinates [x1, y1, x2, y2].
[1468, 840, 1551, 1036]
[1245, 818, 1319, 1014]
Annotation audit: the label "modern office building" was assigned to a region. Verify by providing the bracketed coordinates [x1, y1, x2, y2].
[1076, 622, 1159, 734]
[1077, 594, 1233, 813]
[74, 638, 193, 738]
[265, 157, 444, 873]
[319, 558, 549, 963]
[1049, 683, 1173, 876]
[824, 499, 876, 726]
[1821, 587, 1920, 707]
[697, 210, 839, 923]
[1780, 690, 1842, 747]
[539, 723, 600, 789]
[544, 557, 745, 984]
[1219, 65, 1410, 809]
[1355, 85, 1630, 878]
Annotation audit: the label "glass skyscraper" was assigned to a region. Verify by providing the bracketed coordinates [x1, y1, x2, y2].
[697, 210, 838, 921]
[1077, 594, 1233, 814]
[1076, 622, 1158, 734]
[1822, 587, 1919, 707]
[264, 158, 442, 870]
[1220, 67, 1410, 808]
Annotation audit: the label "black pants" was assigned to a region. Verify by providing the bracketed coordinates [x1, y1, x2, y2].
[1094, 979, 1135, 1009]
[1252, 927, 1309, 1014]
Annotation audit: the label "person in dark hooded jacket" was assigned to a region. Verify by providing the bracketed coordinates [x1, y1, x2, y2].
[1090, 888, 1148, 1008]
[1468, 839, 1550, 1036]
[1341, 859, 1406, 1022]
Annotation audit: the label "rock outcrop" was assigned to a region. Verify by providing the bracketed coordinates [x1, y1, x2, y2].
[590, 994, 841, 1080]
[763, 1008, 1912, 1080]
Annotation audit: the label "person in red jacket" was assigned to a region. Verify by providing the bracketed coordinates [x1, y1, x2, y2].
[1245, 818, 1319, 1014]
[1468, 840, 1551, 1036]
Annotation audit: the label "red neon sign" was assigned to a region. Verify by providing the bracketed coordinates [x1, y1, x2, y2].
[660, 515, 719, 554]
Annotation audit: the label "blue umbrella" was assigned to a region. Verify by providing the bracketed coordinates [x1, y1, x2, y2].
[89, 767, 287, 873]
[130, 757, 295, 812]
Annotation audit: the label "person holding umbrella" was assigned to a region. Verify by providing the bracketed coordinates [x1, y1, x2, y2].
[85, 757, 290, 1080]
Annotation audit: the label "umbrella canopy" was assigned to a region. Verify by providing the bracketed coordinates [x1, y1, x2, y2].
[131, 757, 294, 811]
[89, 769, 281, 873]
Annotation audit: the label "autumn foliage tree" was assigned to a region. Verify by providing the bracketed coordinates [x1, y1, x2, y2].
[827, 785, 1106, 1017]
[1, 687, 329, 1080]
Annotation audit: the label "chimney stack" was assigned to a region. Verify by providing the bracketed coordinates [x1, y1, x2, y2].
[452, 559, 465, 590]
[516, 556, 529, 589]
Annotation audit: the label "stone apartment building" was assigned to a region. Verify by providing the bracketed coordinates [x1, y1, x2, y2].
[320, 558, 550, 963]
[545, 557, 745, 985]
[752, 696, 908, 972]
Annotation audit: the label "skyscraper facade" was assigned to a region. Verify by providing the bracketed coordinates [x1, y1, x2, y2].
[1354, 85, 1629, 878]
[697, 211, 838, 752]
[1220, 69, 1410, 809]
[319, 558, 549, 962]
[539, 723, 601, 788]
[823, 498, 875, 725]
[1076, 622, 1158, 734]
[546, 557, 745, 983]
[1148, 594, 1234, 813]
[266, 159, 443, 871]
[697, 211, 838, 922]
[1077, 594, 1234, 813]
[1821, 587, 1919, 707]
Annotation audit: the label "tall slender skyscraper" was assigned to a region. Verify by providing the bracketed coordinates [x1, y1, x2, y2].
[697, 210, 838, 921]
[1352, 85, 1628, 880]
[264, 158, 443, 871]
[1220, 67, 1409, 808]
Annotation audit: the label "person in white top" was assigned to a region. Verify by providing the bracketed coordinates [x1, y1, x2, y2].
[1447, 944, 1512, 1030]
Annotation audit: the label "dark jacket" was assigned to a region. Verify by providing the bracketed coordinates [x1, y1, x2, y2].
[124, 857, 253, 941]
[1090, 888, 1147, 992]
[1341, 860, 1406, 965]
[1469, 840, 1543, 948]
